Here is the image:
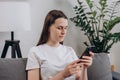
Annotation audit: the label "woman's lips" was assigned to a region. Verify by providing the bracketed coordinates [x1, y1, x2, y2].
[59, 36, 65, 38]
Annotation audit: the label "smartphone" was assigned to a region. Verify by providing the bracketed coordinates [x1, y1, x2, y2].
[79, 46, 95, 59]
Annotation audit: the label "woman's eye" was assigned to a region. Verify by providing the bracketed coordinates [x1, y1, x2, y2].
[56, 26, 67, 30]
[57, 27, 62, 29]
[64, 27, 67, 29]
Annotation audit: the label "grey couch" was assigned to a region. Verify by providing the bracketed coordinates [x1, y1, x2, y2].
[0, 53, 120, 80]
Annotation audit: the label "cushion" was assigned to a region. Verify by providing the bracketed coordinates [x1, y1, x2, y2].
[88, 53, 113, 80]
[112, 71, 120, 80]
[0, 58, 27, 80]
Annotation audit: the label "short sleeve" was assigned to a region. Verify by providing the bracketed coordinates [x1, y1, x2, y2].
[26, 47, 41, 70]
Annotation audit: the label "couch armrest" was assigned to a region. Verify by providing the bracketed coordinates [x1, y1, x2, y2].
[112, 71, 120, 80]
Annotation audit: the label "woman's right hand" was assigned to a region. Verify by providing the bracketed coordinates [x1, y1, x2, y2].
[48, 60, 81, 80]
[62, 59, 81, 78]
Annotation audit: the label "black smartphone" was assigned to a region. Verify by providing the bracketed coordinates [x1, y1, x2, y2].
[79, 46, 95, 59]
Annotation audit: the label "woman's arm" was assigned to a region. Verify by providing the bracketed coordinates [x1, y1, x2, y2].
[75, 65, 88, 80]
[28, 68, 42, 80]
[49, 59, 82, 80]
[80, 67, 88, 80]
[49, 70, 65, 80]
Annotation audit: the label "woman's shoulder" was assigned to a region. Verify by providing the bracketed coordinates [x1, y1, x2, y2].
[62, 44, 72, 48]
[29, 44, 45, 53]
[61, 45, 74, 51]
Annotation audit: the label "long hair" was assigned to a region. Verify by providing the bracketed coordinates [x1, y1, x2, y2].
[37, 10, 68, 46]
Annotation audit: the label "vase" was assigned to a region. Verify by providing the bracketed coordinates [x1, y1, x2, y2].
[87, 53, 113, 80]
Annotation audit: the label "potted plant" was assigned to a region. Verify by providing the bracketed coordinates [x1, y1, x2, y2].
[70, 0, 120, 53]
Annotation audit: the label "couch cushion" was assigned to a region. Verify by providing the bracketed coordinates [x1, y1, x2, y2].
[88, 53, 113, 80]
[0, 58, 27, 80]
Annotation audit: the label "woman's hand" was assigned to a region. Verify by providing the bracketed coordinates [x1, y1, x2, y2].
[61, 52, 94, 79]
[62, 59, 82, 78]
[48, 59, 86, 80]
[75, 51, 94, 79]
[80, 51, 94, 68]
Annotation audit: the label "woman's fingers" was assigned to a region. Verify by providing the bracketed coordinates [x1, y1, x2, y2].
[79, 52, 94, 67]
[64, 59, 85, 77]
[81, 55, 92, 62]
[82, 56, 92, 60]
[70, 59, 81, 65]
[89, 51, 94, 57]
[68, 60, 83, 72]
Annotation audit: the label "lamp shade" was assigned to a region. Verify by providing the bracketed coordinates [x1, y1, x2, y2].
[0, 1, 31, 32]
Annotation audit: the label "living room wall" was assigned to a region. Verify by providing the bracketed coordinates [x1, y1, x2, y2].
[0, 0, 120, 72]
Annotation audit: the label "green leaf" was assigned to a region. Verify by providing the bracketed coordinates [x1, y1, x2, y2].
[107, 17, 120, 31]
[79, 9, 84, 13]
[93, 11, 97, 17]
[85, 0, 93, 9]
[81, 13, 86, 17]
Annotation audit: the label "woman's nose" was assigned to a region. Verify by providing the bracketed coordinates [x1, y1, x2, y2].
[61, 29, 66, 35]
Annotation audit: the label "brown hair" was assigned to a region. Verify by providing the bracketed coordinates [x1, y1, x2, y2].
[37, 10, 68, 46]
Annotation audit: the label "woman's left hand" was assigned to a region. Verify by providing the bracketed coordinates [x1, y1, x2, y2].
[79, 51, 94, 68]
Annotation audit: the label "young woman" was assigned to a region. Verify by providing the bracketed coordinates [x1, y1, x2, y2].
[26, 10, 94, 80]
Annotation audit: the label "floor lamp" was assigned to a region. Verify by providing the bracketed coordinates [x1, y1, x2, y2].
[0, 2, 31, 58]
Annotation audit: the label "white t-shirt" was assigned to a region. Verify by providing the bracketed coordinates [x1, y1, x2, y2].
[26, 44, 78, 80]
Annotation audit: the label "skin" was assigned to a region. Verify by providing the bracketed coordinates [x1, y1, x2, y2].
[47, 18, 68, 47]
[28, 18, 94, 80]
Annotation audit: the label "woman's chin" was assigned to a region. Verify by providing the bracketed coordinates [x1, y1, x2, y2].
[58, 39, 64, 42]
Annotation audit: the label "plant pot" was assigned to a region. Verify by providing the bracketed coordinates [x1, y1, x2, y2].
[87, 53, 113, 80]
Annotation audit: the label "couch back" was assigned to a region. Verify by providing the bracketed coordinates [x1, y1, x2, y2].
[0, 53, 113, 80]
[0, 58, 27, 80]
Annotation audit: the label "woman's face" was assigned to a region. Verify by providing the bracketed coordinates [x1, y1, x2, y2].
[48, 18, 68, 44]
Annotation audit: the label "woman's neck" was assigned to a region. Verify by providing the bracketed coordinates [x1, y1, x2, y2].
[46, 41, 60, 47]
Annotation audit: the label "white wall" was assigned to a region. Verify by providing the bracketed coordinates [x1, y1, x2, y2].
[0, 0, 120, 72]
